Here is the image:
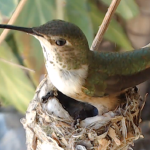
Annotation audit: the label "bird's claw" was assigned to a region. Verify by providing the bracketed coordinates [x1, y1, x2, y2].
[42, 90, 57, 103]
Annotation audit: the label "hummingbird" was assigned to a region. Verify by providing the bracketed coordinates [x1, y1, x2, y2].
[1, 20, 150, 114]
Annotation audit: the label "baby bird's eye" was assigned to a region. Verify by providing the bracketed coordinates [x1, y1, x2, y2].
[55, 39, 66, 46]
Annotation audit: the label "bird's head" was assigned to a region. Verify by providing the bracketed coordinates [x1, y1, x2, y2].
[32, 20, 90, 70]
[0, 20, 90, 70]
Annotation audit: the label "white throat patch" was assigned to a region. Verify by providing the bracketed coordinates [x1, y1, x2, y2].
[35, 36, 88, 96]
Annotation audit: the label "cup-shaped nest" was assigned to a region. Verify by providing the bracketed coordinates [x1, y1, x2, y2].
[21, 76, 145, 150]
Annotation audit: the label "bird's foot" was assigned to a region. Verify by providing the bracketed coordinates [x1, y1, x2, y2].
[42, 90, 58, 103]
[73, 118, 81, 128]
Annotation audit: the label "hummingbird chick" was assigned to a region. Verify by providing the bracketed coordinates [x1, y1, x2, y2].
[1, 20, 150, 114]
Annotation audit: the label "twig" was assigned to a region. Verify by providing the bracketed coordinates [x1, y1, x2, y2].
[56, 0, 66, 20]
[0, 58, 35, 72]
[91, 0, 121, 51]
[0, 0, 27, 44]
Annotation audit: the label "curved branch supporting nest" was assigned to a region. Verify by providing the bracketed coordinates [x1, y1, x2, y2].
[21, 76, 145, 150]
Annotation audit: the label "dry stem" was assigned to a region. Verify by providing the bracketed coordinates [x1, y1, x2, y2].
[0, 0, 27, 44]
[91, 0, 121, 51]
[0, 57, 35, 72]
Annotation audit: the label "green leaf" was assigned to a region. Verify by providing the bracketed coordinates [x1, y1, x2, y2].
[0, 0, 18, 18]
[0, 42, 35, 112]
[65, 0, 94, 46]
[101, 0, 139, 20]
[15, 0, 56, 26]
[89, 2, 132, 50]
[13, 0, 56, 85]
[13, 0, 94, 83]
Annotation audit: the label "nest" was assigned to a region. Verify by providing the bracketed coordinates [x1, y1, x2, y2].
[21, 76, 145, 150]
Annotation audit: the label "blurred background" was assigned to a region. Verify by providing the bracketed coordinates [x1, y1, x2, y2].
[0, 0, 150, 149]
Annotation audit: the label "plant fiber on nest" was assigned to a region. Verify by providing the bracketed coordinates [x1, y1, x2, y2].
[21, 76, 145, 150]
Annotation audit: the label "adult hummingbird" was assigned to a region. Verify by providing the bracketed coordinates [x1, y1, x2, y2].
[1, 20, 150, 114]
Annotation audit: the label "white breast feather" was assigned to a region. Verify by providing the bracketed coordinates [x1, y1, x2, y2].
[46, 62, 88, 96]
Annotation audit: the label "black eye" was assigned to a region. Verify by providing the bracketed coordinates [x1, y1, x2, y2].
[55, 39, 66, 46]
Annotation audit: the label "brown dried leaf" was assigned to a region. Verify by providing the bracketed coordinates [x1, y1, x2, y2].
[121, 117, 127, 140]
[98, 139, 110, 150]
[108, 127, 121, 146]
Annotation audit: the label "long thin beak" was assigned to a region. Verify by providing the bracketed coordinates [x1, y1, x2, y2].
[0, 24, 42, 36]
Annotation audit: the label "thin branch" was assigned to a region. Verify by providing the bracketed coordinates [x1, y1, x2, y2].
[56, 0, 66, 20]
[0, 58, 35, 72]
[0, 0, 28, 44]
[91, 0, 121, 51]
